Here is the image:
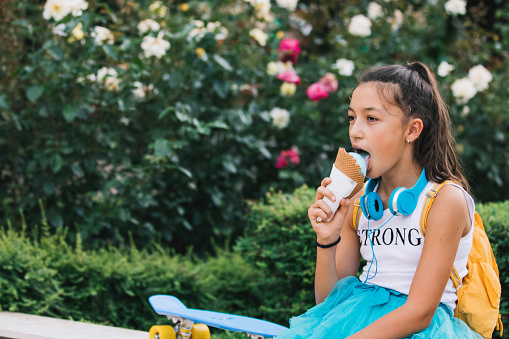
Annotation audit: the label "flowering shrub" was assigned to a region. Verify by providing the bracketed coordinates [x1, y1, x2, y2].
[0, 0, 508, 250]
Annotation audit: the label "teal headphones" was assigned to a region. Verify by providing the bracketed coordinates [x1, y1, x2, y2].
[360, 169, 428, 220]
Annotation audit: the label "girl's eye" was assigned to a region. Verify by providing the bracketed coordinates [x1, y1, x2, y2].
[367, 116, 378, 122]
[348, 115, 355, 122]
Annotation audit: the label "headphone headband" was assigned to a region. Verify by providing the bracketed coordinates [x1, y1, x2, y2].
[360, 169, 427, 220]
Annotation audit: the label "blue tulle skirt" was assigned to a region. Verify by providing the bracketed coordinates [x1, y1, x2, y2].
[276, 276, 482, 338]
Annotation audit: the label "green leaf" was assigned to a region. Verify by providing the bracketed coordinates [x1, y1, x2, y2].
[44, 182, 55, 195]
[70, 164, 85, 178]
[207, 121, 229, 130]
[63, 104, 79, 122]
[213, 55, 233, 72]
[158, 106, 176, 119]
[49, 154, 63, 173]
[213, 81, 229, 98]
[0, 94, 10, 110]
[47, 47, 64, 60]
[26, 85, 44, 103]
[169, 72, 184, 88]
[102, 44, 118, 60]
[153, 139, 172, 158]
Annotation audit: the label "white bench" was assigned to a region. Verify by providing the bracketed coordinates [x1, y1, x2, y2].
[0, 312, 147, 339]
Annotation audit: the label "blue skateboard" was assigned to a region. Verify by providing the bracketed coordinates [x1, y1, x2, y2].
[149, 295, 288, 339]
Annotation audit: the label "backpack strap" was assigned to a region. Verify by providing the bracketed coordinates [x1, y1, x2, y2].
[419, 180, 454, 236]
[352, 187, 365, 232]
[419, 181, 461, 286]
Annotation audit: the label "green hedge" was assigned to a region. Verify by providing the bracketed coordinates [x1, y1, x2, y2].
[0, 224, 265, 337]
[0, 188, 507, 337]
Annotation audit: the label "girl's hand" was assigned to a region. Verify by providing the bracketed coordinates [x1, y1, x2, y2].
[308, 177, 351, 245]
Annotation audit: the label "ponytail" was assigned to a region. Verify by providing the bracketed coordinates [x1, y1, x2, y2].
[358, 62, 470, 193]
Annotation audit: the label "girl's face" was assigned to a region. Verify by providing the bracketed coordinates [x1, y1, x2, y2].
[348, 82, 411, 179]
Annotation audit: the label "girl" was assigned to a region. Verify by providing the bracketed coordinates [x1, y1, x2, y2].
[277, 62, 482, 338]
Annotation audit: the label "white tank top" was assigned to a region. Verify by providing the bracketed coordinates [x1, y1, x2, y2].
[357, 181, 474, 311]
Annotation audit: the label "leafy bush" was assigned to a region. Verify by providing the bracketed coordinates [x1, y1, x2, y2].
[236, 186, 509, 335]
[0, 193, 507, 336]
[0, 0, 508, 252]
[0, 224, 264, 334]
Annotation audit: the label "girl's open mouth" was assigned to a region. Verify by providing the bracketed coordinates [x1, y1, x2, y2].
[354, 148, 371, 172]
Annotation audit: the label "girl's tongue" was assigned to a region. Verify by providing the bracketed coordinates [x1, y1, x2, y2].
[359, 151, 371, 172]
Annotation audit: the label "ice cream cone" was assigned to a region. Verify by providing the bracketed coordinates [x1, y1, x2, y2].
[334, 148, 365, 199]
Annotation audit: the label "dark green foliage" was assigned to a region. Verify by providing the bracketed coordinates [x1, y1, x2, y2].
[0, 0, 508, 253]
[0, 224, 264, 333]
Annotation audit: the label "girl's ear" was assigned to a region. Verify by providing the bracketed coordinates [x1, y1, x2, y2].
[406, 118, 423, 143]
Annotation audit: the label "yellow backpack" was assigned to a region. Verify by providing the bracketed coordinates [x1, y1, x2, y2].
[353, 181, 503, 338]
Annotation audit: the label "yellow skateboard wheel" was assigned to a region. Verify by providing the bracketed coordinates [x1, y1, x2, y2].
[149, 325, 176, 339]
[191, 324, 210, 339]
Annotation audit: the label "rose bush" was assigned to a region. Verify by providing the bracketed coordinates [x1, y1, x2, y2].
[0, 0, 507, 251]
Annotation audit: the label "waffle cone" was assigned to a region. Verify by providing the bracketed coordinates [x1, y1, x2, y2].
[334, 148, 365, 199]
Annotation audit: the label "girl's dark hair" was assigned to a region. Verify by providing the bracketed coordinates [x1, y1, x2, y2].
[358, 62, 470, 193]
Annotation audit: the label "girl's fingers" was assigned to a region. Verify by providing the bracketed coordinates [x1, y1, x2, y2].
[316, 199, 333, 218]
[320, 177, 332, 187]
[315, 185, 336, 203]
[308, 206, 329, 222]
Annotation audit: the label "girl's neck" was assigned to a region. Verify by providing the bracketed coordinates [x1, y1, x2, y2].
[377, 163, 424, 198]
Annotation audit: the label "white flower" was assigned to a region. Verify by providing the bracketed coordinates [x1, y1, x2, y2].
[332, 58, 355, 76]
[52, 23, 67, 36]
[269, 107, 290, 129]
[97, 67, 121, 92]
[461, 106, 470, 117]
[266, 61, 294, 76]
[348, 14, 372, 37]
[43, 0, 72, 21]
[137, 19, 160, 34]
[367, 2, 383, 19]
[91, 26, 115, 45]
[149, 1, 168, 17]
[132, 82, 146, 98]
[437, 61, 455, 77]
[280, 82, 297, 96]
[445, 0, 467, 15]
[390, 10, 404, 31]
[69, 0, 88, 16]
[120, 117, 130, 126]
[141, 32, 171, 59]
[248, 0, 272, 21]
[215, 26, 229, 41]
[451, 78, 477, 103]
[249, 28, 268, 46]
[276, 0, 298, 11]
[468, 65, 492, 91]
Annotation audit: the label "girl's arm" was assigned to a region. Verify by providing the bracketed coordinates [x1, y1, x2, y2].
[310, 178, 361, 304]
[348, 184, 471, 338]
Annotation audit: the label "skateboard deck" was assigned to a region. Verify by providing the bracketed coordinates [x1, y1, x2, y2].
[149, 295, 288, 338]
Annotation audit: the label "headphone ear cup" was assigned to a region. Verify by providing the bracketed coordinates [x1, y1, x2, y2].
[366, 192, 383, 220]
[396, 190, 418, 215]
[389, 187, 404, 215]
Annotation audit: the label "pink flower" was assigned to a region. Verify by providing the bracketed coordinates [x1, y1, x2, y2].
[306, 82, 329, 101]
[276, 70, 301, 84]
[319, 72, 338, 92]
[275, 156, 289, 168]
[278, 38, 301, 64]
[275, 149, 300, 168]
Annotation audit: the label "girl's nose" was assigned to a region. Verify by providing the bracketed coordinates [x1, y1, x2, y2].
[349, 120, 364, 139]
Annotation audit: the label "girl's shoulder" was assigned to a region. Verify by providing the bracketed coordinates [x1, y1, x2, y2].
[425, 181, 474, 235]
